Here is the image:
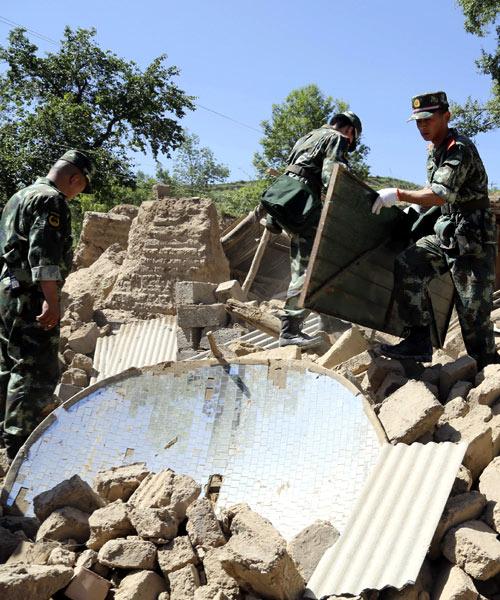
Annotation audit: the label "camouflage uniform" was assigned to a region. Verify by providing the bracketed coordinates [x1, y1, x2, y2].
[0, 177, 72, 454]
[284, 126, 350, 318]
[393, 128, 497, 364]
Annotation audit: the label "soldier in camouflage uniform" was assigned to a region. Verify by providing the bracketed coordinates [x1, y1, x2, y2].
[0, 150, 94, 458]
[263, 111, 363, 348]
[372, 91, 498, 370]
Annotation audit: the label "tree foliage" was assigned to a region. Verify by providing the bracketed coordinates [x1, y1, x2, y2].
[452, 1, 499, 135]
[253, 84, 370, 180]
[168, 132, 230, 193]
[0, 26, 194, 202]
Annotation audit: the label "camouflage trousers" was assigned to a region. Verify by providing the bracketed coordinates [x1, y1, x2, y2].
[0, 280, 60, 455]
[284, 225, 317, 319]
[393, 233, 496, 364]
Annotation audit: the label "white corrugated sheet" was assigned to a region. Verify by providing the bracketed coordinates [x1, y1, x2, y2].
[91, 316, 177, 383]
[305, 442, 467, 598]
[189, 314, 325, 359]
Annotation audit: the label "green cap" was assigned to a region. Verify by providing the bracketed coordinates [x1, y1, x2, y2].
[58, 149, 94, 193]
[408, 91, 449, 121]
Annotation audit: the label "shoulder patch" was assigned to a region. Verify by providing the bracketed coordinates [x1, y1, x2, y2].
[446, 138, 456, 151]
[48, 212, 60, 228]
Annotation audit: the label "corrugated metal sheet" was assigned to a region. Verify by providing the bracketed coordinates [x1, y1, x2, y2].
[305, 441, 467, 598]
[92, 316, 177, 383]
[300, 164, 455, 347]
[189, 313, 337, 360]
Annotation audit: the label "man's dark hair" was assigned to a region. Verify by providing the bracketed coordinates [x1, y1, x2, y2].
[329, 114, 352, 128]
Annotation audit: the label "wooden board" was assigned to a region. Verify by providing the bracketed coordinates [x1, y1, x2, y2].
[299, 164, 455, 347]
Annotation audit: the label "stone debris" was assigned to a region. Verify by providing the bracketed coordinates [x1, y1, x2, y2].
[432, 563, 479, 600]
[317, 325, 369, 369]
[287, 519, 339, 581]
[115, 569, 168, 600]
[97, 537, 158, 570]
[377, 379, 444, 443]
[478, 457, 500, 533]
[439, 356, 477, 401]
[441, 519, 500, 580]
[93, 462, 150, 502]
[186, 498, 226, 551]
[0, 564, 73, 599]
[87, 500, 135, 550]
[35, 506, 90, 544]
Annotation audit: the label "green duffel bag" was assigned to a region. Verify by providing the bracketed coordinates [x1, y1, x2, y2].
[260, 174, 321, 234]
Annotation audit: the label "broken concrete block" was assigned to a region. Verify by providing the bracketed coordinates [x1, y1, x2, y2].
[6, 540, 59, 566]
[128, 506, 178, 542]
[475, 362, 500, 386]
[67, 322, 100, 354]
[203, 547, 241, 600]
[434, 405, 493, 480]
[87, 500, 135, 550]
[54, 382, 84, 402]
[288, 520, 339, 581]
[65, 566, 111, 600]
[439, 356, 477, 401]
[433, 563, 478, 600]
[248, 345, 301, 361]
[374, 373, 408, 404]
[177, 303, 228, 329]
[215, 280, 245, 303]
[194, 587, 230, 600]
[443, 329, 466, 360]
[36, 506, 90, 544]
[0, 564, 73, 599]
[479, 457, 500, 533]
[468, 370, 500, 406]
[0, 516, 39, 540]
[115, 570, 167, 600]
[93, 462, 150, 503]
[168, 563, 200, 599]
[442, 520, 500, 580]
[75, 548, 98, 570]
[338, 350, 375, 377]
[378, 380, 444, 443]
[363, 357, 405, 394]
[0, 526, 23, 563]
[98, 536, 157, 570]
[429, 491, 487, 558]
[33, 475, 106, 523]
[186, 498, 226, 551]
[218, 504, 305, 600]
[47, 546, 77, 567]
[317, 326, 369, 369]
[70, 353, 94, 376]
[175, 281, 217, 305]
[437, 397, 469, 426]
[446, 380, 473, 403]
[158, 535, 198, 576]
[228, 340, 260, 357]
[61, 367, 88, 387]
[451, 465, 473, 496]
[128, 470, 201, 521]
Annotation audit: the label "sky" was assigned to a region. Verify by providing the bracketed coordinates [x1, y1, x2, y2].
[0, 0, 498, 187]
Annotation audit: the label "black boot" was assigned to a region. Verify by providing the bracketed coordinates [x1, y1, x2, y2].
[265, 215, 283, 235]
[279, 315, 323, 349]
[379, 325, 433, 362]
[476, 351, 500, 372]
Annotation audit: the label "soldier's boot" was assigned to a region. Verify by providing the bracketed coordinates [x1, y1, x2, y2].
[379, 325, 433, 362]
[476, 351, 500, 372]
[279, 315, 323, 349]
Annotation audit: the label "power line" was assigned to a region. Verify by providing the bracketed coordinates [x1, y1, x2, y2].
[195, 103, 263, 134]
[0, 15, 59, 46]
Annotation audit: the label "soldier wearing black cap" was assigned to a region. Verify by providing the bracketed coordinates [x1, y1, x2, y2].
[0, 149, 94, 459]
[372, 91, 498, 370]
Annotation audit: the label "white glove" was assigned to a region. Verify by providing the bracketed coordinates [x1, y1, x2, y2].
[372, 188, 399, 215]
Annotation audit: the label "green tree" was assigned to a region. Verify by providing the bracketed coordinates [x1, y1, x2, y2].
[452, 1, 499, 135]
[253, 84, 370, 180]
[169, 132, 230, 193]
[0, 26, 194, 202]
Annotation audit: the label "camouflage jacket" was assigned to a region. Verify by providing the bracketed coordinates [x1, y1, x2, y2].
[287, 125, 350, 193]
[427, 128, 489, 206]
[0, 177, 73, 285]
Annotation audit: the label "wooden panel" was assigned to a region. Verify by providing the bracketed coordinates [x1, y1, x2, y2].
[300, 165, 455, 347]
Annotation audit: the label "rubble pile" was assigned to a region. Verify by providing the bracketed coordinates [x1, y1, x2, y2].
[56, 194, 232, 399]
[0, 465, 336, 600]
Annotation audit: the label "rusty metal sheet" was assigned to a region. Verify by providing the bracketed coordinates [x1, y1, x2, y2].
[299, 165, 455, 347]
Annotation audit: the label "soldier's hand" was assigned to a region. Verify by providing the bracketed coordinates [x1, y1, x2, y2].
[36, 300, 60, 330]
[372, 188, 399, 215]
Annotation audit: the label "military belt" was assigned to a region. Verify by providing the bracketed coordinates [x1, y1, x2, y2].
[441, 197, 490, 216]
[285, 164, 320, 193]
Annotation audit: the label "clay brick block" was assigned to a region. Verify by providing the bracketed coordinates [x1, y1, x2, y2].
[177, 304, 228, 329]
[175, 281, 217, 305]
